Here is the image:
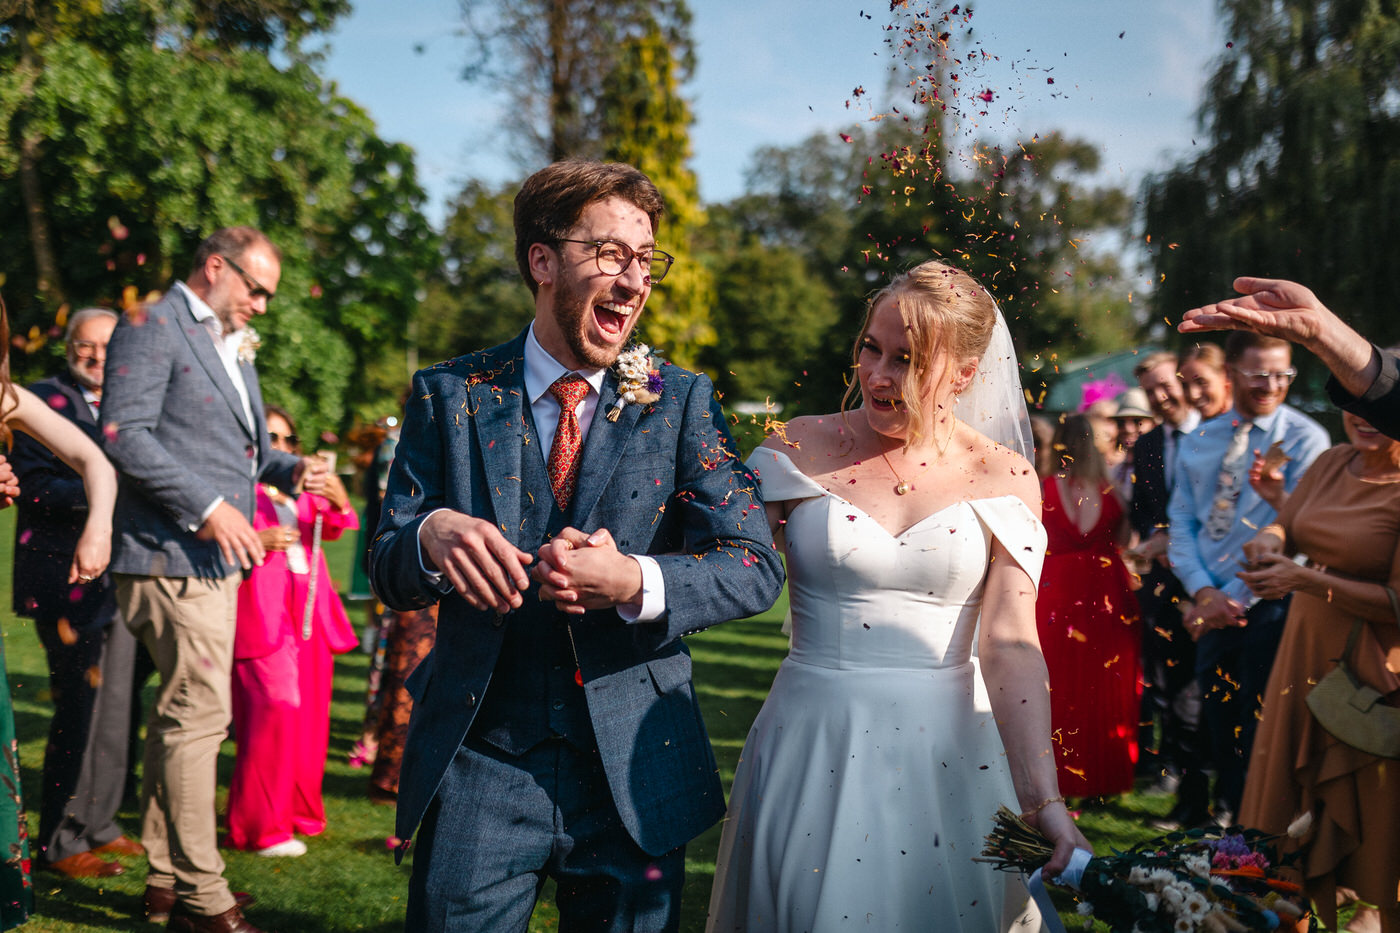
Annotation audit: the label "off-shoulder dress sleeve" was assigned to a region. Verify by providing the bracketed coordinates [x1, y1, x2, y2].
[744, 446, 828, 503]
[968, 496, 1047, 588]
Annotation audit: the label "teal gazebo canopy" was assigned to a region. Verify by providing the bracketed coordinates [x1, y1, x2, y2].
[1035, 346, 1164, 413]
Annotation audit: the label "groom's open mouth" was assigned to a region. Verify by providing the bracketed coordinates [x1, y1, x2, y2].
[593, 300, 636, 339]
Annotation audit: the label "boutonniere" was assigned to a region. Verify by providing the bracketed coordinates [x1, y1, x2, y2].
[606, 344, 663, 422]
[238, 327, 261, 365]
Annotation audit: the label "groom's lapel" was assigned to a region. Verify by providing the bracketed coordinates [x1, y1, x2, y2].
[469, 341, 530, 541]
[571, 372, 641, 527]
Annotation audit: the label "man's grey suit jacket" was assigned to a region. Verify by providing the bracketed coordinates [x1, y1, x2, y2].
[370, 330, 785, 858]
[101, 286, 298, 580]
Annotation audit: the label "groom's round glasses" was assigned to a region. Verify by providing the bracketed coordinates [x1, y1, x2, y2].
[555, 238, 674, 284]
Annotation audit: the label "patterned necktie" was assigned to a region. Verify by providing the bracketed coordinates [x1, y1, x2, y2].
[547, 374, 590, 508]
[1206, 419, 1253, 540]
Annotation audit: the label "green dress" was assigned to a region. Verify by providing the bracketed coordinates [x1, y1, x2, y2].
[0, 652, 32, 928]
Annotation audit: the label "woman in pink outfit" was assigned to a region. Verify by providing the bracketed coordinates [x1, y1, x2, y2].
[225, 407, 359, 856]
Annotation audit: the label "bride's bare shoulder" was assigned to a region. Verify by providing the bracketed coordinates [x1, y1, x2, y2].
[952, 427, 1042, 517]
[759, 412, 856, 470]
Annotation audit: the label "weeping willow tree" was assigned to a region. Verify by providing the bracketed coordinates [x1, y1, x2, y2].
[1144, 0, 1400, 350]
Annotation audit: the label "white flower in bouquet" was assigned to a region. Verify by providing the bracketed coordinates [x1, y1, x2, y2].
[1148, 868, 1177, 887]
[1183, 891, 1211, 921]
[606, 344, 663, 421]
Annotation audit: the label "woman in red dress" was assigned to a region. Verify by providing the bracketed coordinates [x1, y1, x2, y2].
[1036, 413, 1142, 798]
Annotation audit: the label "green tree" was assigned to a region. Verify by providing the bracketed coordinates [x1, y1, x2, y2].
[0, 0, 436, 441]
[599, 19, 713, 367]
[716, 114, 1135, 413]
[418, 179, 535, 367]
[1143, 0, 1400, 356]
[458, 0, 695, 164]
[697, 203, 839, 408]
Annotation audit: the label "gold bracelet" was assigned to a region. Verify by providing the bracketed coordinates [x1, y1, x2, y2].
[1020, 794, 1065, 819]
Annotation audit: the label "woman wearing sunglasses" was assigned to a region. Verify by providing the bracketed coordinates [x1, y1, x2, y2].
[224, 406, 359, 857]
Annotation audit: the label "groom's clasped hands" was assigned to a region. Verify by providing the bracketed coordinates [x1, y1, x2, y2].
[534, 527, 644, 615]
[420, 510, 640, 616]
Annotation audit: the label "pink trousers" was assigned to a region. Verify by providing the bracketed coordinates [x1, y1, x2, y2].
[225, 622, 335, 851]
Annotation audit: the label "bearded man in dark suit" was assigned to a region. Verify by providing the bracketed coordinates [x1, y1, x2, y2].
[371, 161, 784, 932]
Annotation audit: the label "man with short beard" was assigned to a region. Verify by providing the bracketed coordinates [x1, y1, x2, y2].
[12, 308, 144, 878]
[101, 228, 327, 932]
[370, 160, 785, 932]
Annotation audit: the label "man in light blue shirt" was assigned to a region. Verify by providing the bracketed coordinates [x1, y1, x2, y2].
[1167, 332, 1330, 823]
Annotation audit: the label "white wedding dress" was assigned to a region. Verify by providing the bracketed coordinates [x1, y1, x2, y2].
[707, 448, 1047, 933]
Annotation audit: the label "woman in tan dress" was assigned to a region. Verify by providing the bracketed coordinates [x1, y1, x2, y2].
[1238, 411, 1400, 933]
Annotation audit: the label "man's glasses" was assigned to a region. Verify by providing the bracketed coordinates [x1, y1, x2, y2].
[1232, 367, 1297, 386]
[71, 340, 106, 360]
[268, 432, 298, 447]
[555, 239, 674, 283]
[221, 255, 275, 303]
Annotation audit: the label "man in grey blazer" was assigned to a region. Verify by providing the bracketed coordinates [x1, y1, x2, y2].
[101, 227, 325, 933]
[371, 161, 784, 932]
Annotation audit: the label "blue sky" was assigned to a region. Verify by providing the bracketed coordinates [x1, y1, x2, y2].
[316, 1, 1225, 225]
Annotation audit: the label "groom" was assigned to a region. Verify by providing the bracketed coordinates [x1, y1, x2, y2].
[370, 160, 784, 931]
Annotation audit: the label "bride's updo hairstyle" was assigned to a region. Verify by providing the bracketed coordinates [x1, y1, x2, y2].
[843, 260, 997, 447]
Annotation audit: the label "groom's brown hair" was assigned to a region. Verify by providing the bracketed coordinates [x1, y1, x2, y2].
[513, 161, 665, 296]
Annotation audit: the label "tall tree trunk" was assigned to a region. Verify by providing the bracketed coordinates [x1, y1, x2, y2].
[547, 0, 570, 162]
[16, 31, 66, 310]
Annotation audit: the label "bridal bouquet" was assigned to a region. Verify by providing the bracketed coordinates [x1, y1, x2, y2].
[978, 806, 1309, 932]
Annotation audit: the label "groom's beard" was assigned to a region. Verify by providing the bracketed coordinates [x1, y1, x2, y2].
[551, 273, 637, 370]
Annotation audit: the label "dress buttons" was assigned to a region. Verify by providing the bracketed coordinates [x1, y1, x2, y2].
[466, 692, 477, 707]
[551, 700, 564, 711]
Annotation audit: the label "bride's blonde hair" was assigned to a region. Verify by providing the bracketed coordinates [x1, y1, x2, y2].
[841, 261, 997, 447]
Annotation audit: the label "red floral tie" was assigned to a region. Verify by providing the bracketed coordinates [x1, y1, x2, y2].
[547, 374, 590, 508]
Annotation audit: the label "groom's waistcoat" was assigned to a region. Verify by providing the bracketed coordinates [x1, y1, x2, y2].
[467, 404, 592, 753]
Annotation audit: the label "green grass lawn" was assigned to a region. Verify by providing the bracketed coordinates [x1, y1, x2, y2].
[0, 505, 1179, 931]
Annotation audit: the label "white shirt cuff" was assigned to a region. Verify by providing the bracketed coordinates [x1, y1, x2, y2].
[416, 508, 454, 594]
[192, 496, 224, 532]
[618, 554, 666, 622]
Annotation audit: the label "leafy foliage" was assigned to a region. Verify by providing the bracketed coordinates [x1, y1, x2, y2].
[709, 112, 1136, 413]
[600, 19, 714, 368]
[458, 0, 695, 164]
[0, 0, 436, 441]
[417, 179, 535, 366]
[1144, 0, 1400, 357]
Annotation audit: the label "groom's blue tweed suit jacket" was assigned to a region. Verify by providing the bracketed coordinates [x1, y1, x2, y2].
[370, 329, 785, 858]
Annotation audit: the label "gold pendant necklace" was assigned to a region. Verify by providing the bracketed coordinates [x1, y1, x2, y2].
[879, 450, 919, 495]
[878, 418, 956, 495]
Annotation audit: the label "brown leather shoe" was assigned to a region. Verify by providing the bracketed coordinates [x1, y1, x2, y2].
[167, 903, 266, 933]
[40, 850, 125, 878]
[92, 834, 144, 857]
[146, 887, 255, 924]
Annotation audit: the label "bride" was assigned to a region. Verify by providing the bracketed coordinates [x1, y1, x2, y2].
[707, 261, 1087, 932]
